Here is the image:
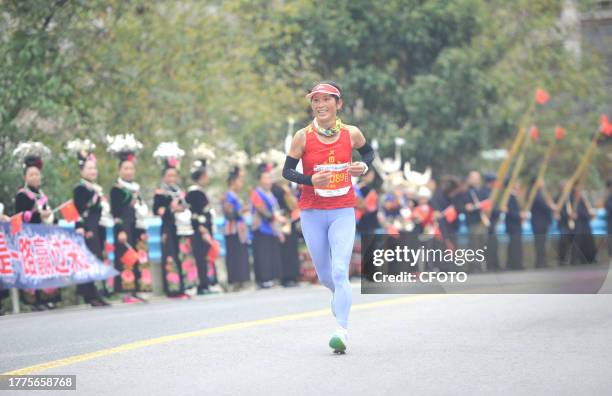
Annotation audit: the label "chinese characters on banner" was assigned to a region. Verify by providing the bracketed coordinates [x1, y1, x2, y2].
[0, 222, 118, 289]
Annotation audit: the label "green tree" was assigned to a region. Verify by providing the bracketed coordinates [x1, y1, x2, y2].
[0, 0, 115, 209]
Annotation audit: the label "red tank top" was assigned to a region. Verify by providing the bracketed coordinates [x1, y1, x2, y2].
[298, 124, 356, 210]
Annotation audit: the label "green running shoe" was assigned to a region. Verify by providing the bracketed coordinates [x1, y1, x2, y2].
[329, 327, 347, 354]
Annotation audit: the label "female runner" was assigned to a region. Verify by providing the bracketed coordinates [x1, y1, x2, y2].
[283, 81, 374, 353]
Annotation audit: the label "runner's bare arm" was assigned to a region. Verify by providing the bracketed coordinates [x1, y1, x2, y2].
[348, 125, 366, 149]
[287, 129, 306, 159]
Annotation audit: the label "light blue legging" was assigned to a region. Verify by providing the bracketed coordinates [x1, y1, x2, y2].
[300, 207, 355, 329]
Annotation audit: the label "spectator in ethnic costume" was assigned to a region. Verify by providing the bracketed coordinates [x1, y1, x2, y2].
[462, 171, 489, 272]
[502, 179, 525, 270]
[13, 142, 62, 310]
[556, 181, 575, 266]
[431, 175, 463, 271]
[67, 139, 110, 307]
[186, 143, 217, 295]
[107, 134, 150, 303]
[223, 155, 251, 292]
[256, 148, 302, 288]
[272, 179, 301, 287]
[153, 142, 198, 298]
[570, 183, 597, 264]
[250, 162, 285, 289]
[482, 172, 501, 271]
[528, 177, 553, 268]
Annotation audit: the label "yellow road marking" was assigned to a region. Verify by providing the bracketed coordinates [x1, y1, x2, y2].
[4, 294, 445, 375]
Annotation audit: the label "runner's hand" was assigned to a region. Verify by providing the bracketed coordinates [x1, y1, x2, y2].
[349, 162, 367, 177]
[311, 171, 332, 188]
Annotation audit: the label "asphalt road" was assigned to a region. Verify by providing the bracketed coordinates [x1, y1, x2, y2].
[1, 267, 612, 396]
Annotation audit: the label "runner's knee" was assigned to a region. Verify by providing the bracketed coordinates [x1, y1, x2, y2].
[331, 262, 348, 286]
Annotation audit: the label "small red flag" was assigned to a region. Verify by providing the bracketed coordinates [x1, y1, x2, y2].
[600, 114, 612, 137]
[120, 247, 139, 267]
[555, 126, 565, 141]
[207, 240, 220, 263]
[412, 206, 425, 221]
[535, 88, 550, 105]
[60, 200, 80, 222]
[444, 206, 458, 223]
[10, 213, 23, 235]
[355, 209, 363, 222]
[105, 242, 115, 254]
[365, 191, 378, 212]
[479, 199, 492, 212]
[529, 125, 539, 141]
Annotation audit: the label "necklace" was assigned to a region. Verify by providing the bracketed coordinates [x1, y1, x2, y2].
[160, 182, 184, 201]
[117, 178, 140, 193]
[23, 185, 48, 209]
[313, 118, 343, 137]
[81, 178, 104, 195]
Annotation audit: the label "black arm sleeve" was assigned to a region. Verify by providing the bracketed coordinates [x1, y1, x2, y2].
[110, 187, 126, 233]
[110, 187, 125, 218]
[185, 190, 203, 214]
[73, 185, 89, 230]
[357, 142, 374, 168]
[73, 185, 91, 216]
[153, 193, 170, 217]
[282, 155, 313, 186]
[15, 192, 34, 215]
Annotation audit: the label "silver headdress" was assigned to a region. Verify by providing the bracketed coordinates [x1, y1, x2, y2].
[106, 134, 143, 155]
[153, 141, 185, 169]
[66, 138, 97, 169]
[229, 150, 249, 167]
[13, 141, 51, 171]
[253, 148, 286, 180]
[65, 138, 96, 154]
[190, 142, 216, 174]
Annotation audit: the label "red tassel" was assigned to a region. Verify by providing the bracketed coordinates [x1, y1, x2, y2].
[535, 88, 550, 105]
[555, 126, 565, 141]
[529, 125, 539, 141]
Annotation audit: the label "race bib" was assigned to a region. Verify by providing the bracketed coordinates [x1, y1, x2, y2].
[313, 163, 351, 197]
